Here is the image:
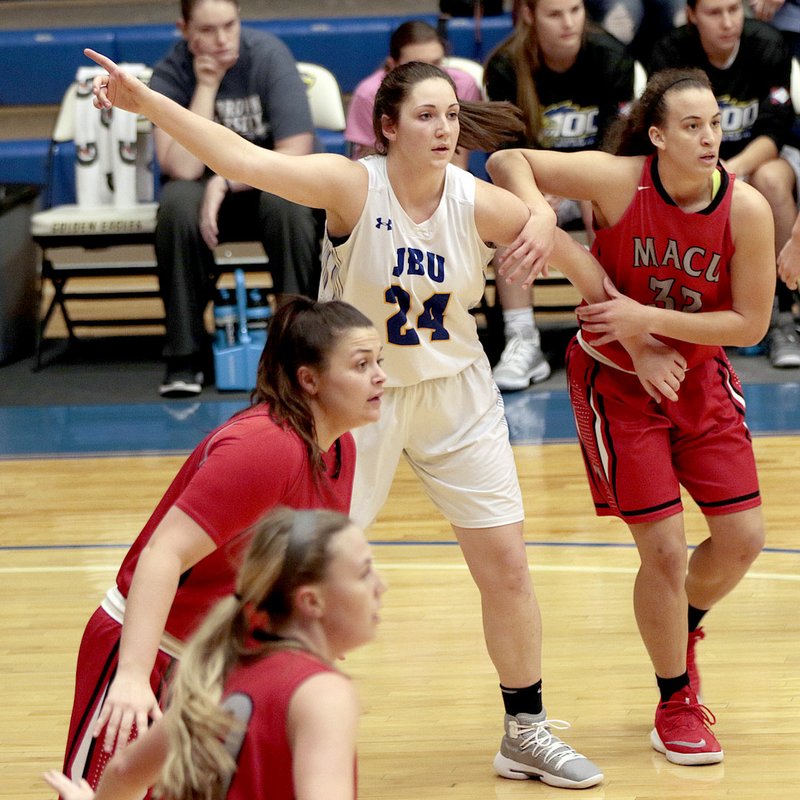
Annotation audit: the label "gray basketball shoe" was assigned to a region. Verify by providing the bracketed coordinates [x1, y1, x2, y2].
[493, 711, 604, 789]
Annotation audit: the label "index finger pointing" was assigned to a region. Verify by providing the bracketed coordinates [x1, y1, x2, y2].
[83, 48, 116, 72]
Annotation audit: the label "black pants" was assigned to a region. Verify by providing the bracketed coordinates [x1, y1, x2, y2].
[155, 179, 320, 359]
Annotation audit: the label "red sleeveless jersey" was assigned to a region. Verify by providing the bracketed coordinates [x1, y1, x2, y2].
[223, 650, 354, 800]
[115, 405, 355, 642]
[583, 154, 735, 371]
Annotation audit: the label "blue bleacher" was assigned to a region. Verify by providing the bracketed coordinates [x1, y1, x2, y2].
[441, 15, 512, 60]
[113, 25, 182, 69]
[0, 140, 50, 186]
[0, 13, 511, 104]
[251, 17, 396, 95]
[0, 28, 118, 105]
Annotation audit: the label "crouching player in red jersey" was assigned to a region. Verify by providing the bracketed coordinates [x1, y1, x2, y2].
[54, 298, 385, 795]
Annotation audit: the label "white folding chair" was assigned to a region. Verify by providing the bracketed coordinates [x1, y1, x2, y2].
[634, 60, 647, 99]
[31, 63, 343, 366]
[791, 58, 800, 114]
[296, 61, 347, 132]
[441, 55, 485, 98]
[30, 68, 162, 366]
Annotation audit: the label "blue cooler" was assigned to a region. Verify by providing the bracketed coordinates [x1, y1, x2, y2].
[245, 287, 271, 346]
[213, 269, 267, 391]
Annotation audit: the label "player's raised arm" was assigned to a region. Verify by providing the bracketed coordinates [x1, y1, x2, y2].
[83, 49, 365, 223]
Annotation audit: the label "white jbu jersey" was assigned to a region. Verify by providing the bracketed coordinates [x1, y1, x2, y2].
[320, 156, 495, 387]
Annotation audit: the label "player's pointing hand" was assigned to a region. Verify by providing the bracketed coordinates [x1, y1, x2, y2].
[83, 49, 149, 115]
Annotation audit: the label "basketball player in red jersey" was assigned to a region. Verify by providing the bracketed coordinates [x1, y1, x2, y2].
[56, 298, 385, 796]
[45, 507, 387, 800]
[488, 67, 774, 767]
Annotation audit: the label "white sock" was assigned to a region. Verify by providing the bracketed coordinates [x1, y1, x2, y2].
[503, 307, 538, 343]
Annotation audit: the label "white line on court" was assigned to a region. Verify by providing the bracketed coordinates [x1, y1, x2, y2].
[0, 562, 797, 581]
[376, 563, 800, 582]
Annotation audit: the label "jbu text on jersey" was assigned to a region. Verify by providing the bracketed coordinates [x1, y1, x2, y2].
[392, 248, 446, 283]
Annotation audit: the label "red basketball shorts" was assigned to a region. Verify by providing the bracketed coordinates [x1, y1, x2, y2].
[566, 338, 761, 525]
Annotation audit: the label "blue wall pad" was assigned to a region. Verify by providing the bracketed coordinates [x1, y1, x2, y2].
[0, 28, 118, 105]
[1, 13, 512, 187]
[0, 140, 50, 186]
[114, 25, 181, 67]
[249, 18, 394, 95]
[0, 14, 513, 106]
[443, 15, 513, 62]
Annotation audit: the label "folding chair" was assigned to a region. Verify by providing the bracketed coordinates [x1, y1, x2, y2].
[30, 61, 346, 368]
[296, 61, 347, 154]
[30, 66, 160, 368]
[441, 55, 485, 98]
[634, 60, 647, 99]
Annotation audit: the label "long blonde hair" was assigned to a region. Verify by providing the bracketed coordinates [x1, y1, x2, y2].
[154, 507, 353, 800]
[485, 0, 588, 144]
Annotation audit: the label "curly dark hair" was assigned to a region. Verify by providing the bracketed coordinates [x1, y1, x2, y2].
[603, 68, 714, 156]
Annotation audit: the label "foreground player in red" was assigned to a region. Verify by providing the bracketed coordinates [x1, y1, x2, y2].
[45, 506, 386, 800]
[56, 298, 385, 794]
[488, 67, 774, 765]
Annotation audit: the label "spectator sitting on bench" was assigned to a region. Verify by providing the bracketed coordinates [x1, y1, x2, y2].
[151, 0, 320, 397]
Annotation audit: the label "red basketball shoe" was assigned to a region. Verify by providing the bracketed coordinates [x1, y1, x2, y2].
[651, 686, 723, 765]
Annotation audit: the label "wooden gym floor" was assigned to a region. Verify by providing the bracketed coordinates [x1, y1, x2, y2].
[2, 386, 799, 799]
[4, 0, 796, 789]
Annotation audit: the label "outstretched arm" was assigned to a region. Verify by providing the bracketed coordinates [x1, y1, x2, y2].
[84, 49, 365, 230]
[487, 147, 639, 217]
[485, 147, 635, 297]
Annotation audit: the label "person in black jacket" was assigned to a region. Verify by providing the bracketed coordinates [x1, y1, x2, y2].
[649, 0, 800, 368]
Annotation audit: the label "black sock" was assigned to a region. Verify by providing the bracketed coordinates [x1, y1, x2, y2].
[656, 672, 690, 704]
[776, 278, 795, 314]
[500, 680, 543, 716]
[688, 604, 708, 633]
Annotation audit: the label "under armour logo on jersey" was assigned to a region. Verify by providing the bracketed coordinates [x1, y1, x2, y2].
[376, 217, 393, 230]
